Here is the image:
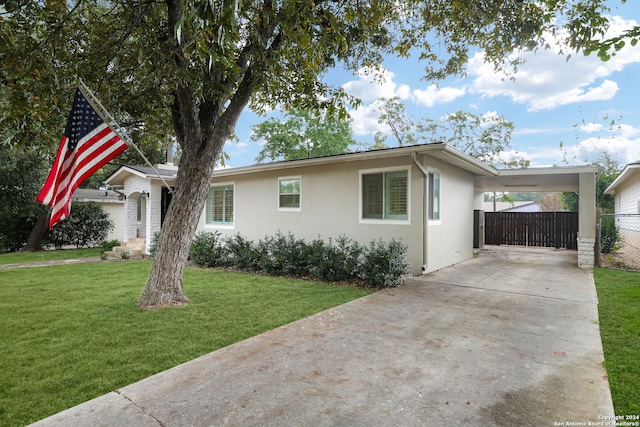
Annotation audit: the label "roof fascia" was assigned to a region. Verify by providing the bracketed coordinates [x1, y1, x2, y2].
[604, 163, 640, 194]
[104, 165, 150, 185]
[213, 143, 497, 178]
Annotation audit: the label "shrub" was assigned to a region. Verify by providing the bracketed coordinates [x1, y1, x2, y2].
[308, 236, 364, 282]
[46, 202, 114, 249]
[361, 239, 409, 287]
[100, 239, 121, 253]
[222, 234, 260, 270]
[187, 232, 409, 287]
[600, 216, 619, 254]
[257, 232, 310, 276]
[149, 231, 161, 257]
[189, 231, 224, 267]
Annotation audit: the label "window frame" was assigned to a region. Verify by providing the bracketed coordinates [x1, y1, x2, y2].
[205, 182, 235, 229]
[427, 169, 441, 224]
[278, 176, 302, 211]
[359, 166, 411, 225]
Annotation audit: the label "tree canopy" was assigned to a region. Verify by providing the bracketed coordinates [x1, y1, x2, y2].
[374, 97, 528, 168]
[251, 108, 356, 162]
[1, 0, 630, 307]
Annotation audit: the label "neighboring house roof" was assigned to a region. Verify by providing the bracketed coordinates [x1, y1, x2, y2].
[502, 202, 540, 212]
[483, 201, 539, 212]
[604, 160, 640, 195]
[105, 143, 499, 187]
[72, 188, 124, 203]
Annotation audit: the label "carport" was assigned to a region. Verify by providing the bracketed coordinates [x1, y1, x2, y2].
[474, 166, 600, 268]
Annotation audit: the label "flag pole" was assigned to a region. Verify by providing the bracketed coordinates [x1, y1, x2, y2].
[77, 79, 174, 193]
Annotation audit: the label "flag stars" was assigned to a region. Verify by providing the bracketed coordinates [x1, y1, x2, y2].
[65, 89, 105, 151]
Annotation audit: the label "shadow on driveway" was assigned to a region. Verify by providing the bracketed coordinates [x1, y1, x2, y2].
[31, 246, 613, 427]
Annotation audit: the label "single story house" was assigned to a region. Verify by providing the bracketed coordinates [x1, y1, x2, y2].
[604, 160, 640, 236]
[105, 143, 600, 274]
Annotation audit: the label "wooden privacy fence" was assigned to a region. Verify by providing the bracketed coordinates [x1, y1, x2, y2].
[485, 212, 579, 249]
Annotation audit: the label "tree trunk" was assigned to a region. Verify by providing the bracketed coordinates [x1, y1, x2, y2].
[21, 210, 48, 252]
[137, 84, 252, 308]
[137, 149, 216, 308]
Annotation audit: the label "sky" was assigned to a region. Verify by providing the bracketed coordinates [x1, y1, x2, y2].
[224, 2, 640, 170]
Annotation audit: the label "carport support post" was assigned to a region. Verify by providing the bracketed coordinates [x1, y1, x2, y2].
[577, 171, 597, 268]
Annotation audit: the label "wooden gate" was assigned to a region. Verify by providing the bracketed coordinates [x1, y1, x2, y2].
[484, 212, 578, 249]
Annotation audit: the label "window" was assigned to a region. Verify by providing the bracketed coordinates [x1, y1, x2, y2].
[279, 177, 301, 210]
[428, 171, 440, 221]
[361, 169, 408, 221]
[206, 184, 234, 225]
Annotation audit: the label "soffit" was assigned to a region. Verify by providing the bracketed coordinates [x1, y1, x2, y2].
[475, 166, 600, 192]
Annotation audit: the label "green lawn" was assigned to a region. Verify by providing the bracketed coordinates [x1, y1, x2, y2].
[594, 268, 640, 416]
[0, 248, 102, 265]
[0, 260, 373, 426]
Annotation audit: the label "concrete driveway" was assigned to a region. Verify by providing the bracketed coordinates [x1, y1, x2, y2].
[31, 246, 613, 427]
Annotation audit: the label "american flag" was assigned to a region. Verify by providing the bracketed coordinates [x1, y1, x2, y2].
[37, 88, 128, 229]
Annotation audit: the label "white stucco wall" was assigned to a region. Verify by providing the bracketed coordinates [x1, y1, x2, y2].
[421, 155, 476, 273]
[101, 202, 124, 241]
[195, 153, 477, 276]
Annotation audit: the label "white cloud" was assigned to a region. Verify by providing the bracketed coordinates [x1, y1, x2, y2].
[581, 123, 604, 133]
[341, 67, 411, 102]
[412, 85, 466, 107]
[468, 16, 640, 111]
[526, 124, 640, 167]
[348, 100, 388, 136]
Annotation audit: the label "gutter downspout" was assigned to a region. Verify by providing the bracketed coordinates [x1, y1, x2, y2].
[412, 152, 429, 274]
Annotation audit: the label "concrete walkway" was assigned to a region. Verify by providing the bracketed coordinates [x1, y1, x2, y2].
[30, 247, 614, 426]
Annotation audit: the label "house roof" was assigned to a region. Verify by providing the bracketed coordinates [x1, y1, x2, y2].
[72, 188, 124, 203]
[104, 163, 178, 187]
[105, 143, 498, 186]
[214, 143, 498, 177]
[604, 161, 640, 195]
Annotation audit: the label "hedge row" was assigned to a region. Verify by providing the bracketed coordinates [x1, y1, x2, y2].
[187, 231, 410, 288]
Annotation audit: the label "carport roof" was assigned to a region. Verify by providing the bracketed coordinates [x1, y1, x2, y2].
[475, 165, 601, 192]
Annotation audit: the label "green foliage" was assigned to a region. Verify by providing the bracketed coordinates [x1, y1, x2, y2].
[46, 202, 114, 249]
[373, 97, 528, 168]
[256, 232, 310, 277]
[189, 231, 225, 268]
[361, 239, 409, 288]
[100, 239, 121, 253]
[188, 232, 408, 287]
[1, 0, 619, 153]
[308, 236, 364, 282]
[585, 24, 640, 61]
[149, 231, 161, 257]
[560, 152, 621, 212]
[252, 108, 356, 162]
[600, 216, 619, 254]
[222, 234, 261, 270]
[0, 148, 49, 253]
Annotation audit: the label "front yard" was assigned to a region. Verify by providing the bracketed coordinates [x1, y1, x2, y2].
[594, 268, 640, 416]
[0, 259, 373, 426]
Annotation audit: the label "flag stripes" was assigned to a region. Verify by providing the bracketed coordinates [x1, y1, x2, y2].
[37, 88, 128, 229]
